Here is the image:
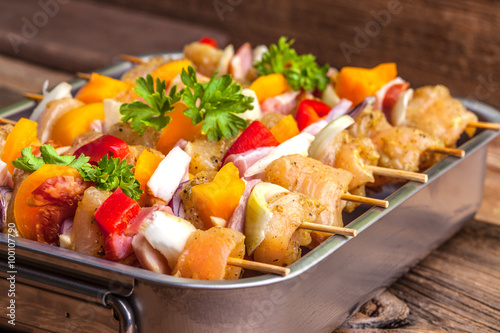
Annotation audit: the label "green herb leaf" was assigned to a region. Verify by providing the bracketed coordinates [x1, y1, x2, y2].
[120, 74, 182, 135]
[254, 37, 330, 91]
[78, 155, 143, 201]
[181, 66, 254, 141]
[11, 147, 44, 172]
[11, 145, 91, 173]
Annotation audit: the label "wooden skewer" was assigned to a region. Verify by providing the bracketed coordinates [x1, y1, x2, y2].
[299, 222, 357, 237]
[23, 92, 44, 101]
[368, 165, 428, 183]
[468, 121, 500, 130]
[0, 118, 17, 125]
[227, 257, 290, 276]
[76, 72, 92, 80]
[119, 54, 146, 64]
[426, 147, 465, 158]
[341, 193, 389, 208]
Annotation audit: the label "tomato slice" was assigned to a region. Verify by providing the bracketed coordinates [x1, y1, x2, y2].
[14, 165, 82, 241]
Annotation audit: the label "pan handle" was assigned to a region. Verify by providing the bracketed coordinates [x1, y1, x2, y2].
[105, 293, 136, 333]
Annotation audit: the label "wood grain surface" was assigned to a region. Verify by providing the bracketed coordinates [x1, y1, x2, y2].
[388, 219, 500, 332]
[97, 0, 500, 111]
[0, 0, 228, 73]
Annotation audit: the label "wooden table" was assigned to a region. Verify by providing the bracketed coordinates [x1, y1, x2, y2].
[0, 1, 499, 331]
[335, 137, 500, 332]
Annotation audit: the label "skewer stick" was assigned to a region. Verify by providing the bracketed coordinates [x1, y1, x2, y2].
[227, 257, 290, 276]
[76, 72, 92, 80]
[426, 147, 465, 158]
[468, 121, 500, 130]
[23, 92, 44, 101]
[341, 193, 389, 208]
[119, 54, 146, 64]
[299, 222, 357, 237]
[368, 165, 428, 183]
[0, 118, 17, 125]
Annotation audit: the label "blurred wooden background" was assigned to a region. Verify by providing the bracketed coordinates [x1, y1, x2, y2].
[0, 0, 499, 109]
[97, 0, 500, 110]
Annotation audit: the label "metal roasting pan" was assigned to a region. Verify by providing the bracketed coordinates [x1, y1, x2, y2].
[1, 53, 499, 333]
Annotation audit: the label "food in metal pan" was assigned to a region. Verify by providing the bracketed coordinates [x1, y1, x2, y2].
[0, 36, 497, 280]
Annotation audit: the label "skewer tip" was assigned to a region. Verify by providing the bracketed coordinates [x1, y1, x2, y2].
[76, 72, 92, 80]
[118, 54, 146, 64]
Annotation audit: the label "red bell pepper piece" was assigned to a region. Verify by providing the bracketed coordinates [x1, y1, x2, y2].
[73, 135, 129, 165]
[94, 188, 140, 235]
[199, 36, 218, 48]
[295, 99, 332, 131]
[221, 121, 279, 165]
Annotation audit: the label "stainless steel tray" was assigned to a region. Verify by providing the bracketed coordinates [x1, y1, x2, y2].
[0, 56, 499, 333]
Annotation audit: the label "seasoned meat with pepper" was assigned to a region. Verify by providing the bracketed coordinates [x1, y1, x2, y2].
[252, 191, 324, 267]
[406, 85, 477, 147]
[264, 154, 352, 228]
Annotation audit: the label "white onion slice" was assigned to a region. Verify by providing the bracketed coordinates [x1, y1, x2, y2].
[238, 89, 262, 121]
[391, 88, 414, 126]
[245, 182, 289, 255]
[147, 146, 191, 203]
[326, 98, 353, 122]
[308, 115, 355, 160]
[244, 132, 315, 178]
[30, 81, 73, 121]
[141, 211, 196, 269]
[103, 99, 123, 133]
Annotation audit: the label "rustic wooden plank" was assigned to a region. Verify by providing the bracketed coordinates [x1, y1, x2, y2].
[388, 220, 500, 333]
[0, 54, 72, 94]
[0, 0, 228, 73]
[97, 0, 500, 110]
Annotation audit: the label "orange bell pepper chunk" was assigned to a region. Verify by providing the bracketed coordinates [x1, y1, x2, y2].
[155, 102, 201, 155]
[249, 73, 291, 103]
[76, 73, 131, 104]
[1, 118, 39, 174]
[151, 60, 192, 87]
[335, 63, 397, 105]
[51, 102, 105, 146]
[134, 149, 164, 206]
[14, 164, 81, 240]
[270, 115, 300, 143]
[191, 163, 245, 229]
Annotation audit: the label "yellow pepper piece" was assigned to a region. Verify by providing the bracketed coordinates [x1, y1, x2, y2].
[76, 73, 131, 104]
[1, 118, 39, 174]
[270, 115, 300, 143]
[151, 60, 192, 87]
[335, 63, 397, 105]
[249, 73, 291, 103]
[155, 102, 201, 155]
[50, 102, 105, 146]
[191, 163, 245, 229]
[134, 149, 164, 206]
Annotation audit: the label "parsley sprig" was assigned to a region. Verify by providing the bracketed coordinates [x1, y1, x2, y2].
[79, 155, 142, 201]
[12, 145, 142, 201]
[12, 145, 90, 172]
[181, 66, 254, 141]
[254, 37, 330, 91]
[120, 74, 183, 136]
[119, 67, 254, 141]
